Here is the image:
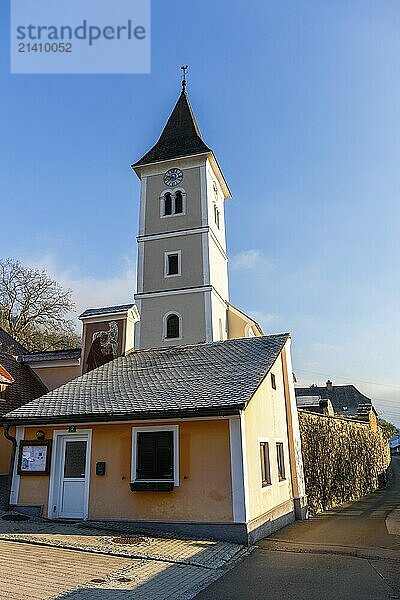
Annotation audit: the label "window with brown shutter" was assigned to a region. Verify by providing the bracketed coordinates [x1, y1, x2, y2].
[136, 431, 174, 480]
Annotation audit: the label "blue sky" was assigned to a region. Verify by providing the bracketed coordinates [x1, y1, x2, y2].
[1, 1, 400, 425]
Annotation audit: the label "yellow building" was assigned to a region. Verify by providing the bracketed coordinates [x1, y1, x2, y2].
[4, 334, 306, 544]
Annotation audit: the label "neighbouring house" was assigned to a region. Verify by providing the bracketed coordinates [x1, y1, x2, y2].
[0, 329, 48, 475]
[18, 349, 81, 391]
[296, 395, 334, 417]
[390, 433, 400, 455]
[295, 381, 378, 430]
[2, 80, 308, 543]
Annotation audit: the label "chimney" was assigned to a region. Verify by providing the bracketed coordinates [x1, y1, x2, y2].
[319, 398, 329, 415]
[326, 380, 333, 392]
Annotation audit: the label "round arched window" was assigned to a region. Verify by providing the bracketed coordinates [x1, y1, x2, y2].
[166, 314, 180, 339]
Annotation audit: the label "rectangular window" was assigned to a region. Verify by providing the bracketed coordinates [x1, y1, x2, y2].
[64, 440, 87, 478]
[164, 251, 181, 277]
[167, 254, 179, 275]
[259, 441, 271, 487]
[276, 442, 286, 481]
[132, 426, 179, 486]
[137, 431, 174, 480]
[271, 373, 276, 390]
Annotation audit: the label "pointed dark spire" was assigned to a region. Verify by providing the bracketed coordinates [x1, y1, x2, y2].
[133, 86, 212, 168]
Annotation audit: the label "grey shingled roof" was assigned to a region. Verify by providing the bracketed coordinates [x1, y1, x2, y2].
[295, 384, 373, 417]
[133, 90, 211, 167]
[79, 304, 134, 319]
[4, 334, 289, 424]
[20, 349, 81, 363]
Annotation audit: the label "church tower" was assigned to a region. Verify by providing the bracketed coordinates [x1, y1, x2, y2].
[132, 79, 231, 349]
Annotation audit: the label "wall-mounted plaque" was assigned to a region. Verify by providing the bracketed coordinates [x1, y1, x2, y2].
[17, 440, 52, 475]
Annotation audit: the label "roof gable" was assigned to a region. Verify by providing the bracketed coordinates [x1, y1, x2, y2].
[4, 334, 289, 424]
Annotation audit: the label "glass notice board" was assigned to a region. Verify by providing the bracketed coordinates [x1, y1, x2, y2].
[17, 440, 52, 475]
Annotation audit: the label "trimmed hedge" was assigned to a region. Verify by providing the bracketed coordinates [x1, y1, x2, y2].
[298, 412, 391, 514]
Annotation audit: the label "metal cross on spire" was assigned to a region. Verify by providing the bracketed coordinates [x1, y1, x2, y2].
[181, 65, 188, 91]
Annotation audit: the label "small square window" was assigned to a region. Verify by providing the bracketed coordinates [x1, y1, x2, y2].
[276, 442, 286, 481]
[271, 373, 276, 390]
[260, 441, 271, 487]
[167, 254, 179, 275]
[164, 251, 181, 278]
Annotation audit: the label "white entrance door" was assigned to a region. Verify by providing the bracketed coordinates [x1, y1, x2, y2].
[56, 435, 89, 519]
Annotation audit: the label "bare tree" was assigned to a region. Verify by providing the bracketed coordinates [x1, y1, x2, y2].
[0, 259, 81, 352]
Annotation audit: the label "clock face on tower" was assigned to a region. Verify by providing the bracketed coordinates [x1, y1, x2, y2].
[163, 168, 183, 187]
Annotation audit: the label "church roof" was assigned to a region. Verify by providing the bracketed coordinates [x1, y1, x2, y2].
[133, 90, 212, 167]
[3, 334, 289, 424]
[79, 304, 134, 319]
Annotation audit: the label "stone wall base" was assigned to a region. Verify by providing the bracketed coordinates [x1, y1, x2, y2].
[88, 499, 300, 545]
[10, 498, 308, 546]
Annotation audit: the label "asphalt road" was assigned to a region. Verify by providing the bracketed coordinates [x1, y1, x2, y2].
[197, 458, 400, 600]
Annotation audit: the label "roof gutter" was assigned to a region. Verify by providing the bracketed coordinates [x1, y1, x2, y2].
[2, 404, 245, 427]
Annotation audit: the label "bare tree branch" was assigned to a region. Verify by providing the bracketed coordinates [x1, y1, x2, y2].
[0, 259, 81, 352]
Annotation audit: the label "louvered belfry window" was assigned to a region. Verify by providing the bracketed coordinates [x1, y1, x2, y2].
[136, 431, 174, 480]
[164, 193, 173, 216]
[174, 191, 183, 214]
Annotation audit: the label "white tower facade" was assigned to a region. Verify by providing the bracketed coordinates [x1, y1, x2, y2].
[132, 86, 232, 349]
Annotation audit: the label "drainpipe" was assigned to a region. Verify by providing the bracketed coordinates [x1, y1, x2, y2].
[2, 423, 17, 512]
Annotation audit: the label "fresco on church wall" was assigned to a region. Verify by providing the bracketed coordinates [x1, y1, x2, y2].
[83, 319, 125, 374]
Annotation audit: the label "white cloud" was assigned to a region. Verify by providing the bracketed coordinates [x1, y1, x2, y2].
[245, 310, 279, 332]
[25, 254, 136, 327]
[230, 249, 274, 273]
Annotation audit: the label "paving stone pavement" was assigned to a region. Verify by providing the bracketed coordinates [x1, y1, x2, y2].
[0, 521, 242, 568]
[53, 559, 224, 600]
[0, 540, 129, 600]
[0, 511, 246, 599]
